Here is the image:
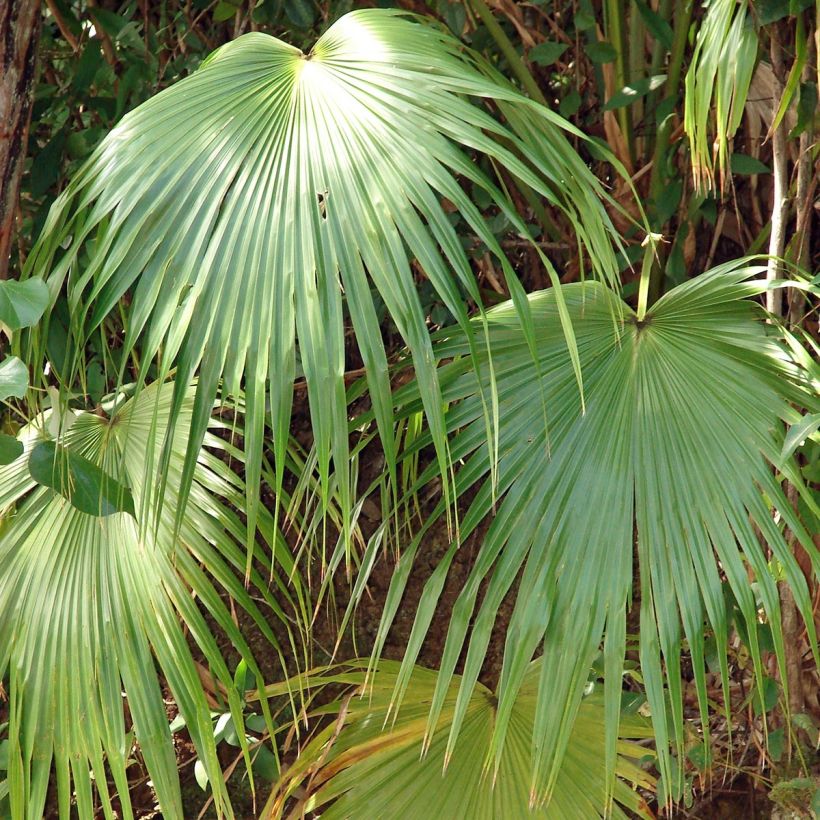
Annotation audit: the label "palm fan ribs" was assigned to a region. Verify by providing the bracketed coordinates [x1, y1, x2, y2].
[364, 265, 818, 803]
[24, 9, 625, 552]
[7, 6, 818, 817]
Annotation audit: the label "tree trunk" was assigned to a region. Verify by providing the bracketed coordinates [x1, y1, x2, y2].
[0, 0, 42, 280]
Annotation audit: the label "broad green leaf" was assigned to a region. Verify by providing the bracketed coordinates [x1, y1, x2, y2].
[634, 0, 673, 49]
[71, 39, 103, 92]
[781, 413, 820, 461]
[284, 0, 316, 28]
[529, 42, 569, 66]
[252, 744, 280, 782]
[791, 713, 820, 747]
[0, 279, 49, 331]
[790, 81, 818, 139]
[213, 0, 240, 22]
[29, 132, 66, 197]
[767, 727, 785, 761]
[29, 439, 136, 517]
[559, 89, 582, 116]
[752, 676, 779, 716]
[730, 153, 771, 175]
[603, 75, 666, 110]
[654, 178, 682, 223]
[0, 435, 22, 466]
[574, 10, 595, 29]
[194, 760, 209, 791]
[585, 41, 617, 63]
[685, 743, 711, 771]
[0, 357, 28, 400]
[88, 7, 128, 36]
[755, 0, 790, 22]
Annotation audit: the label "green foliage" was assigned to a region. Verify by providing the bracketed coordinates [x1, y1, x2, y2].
[2, 0, 818, 816]
[358, 261, 818, 802]
[28, 439, 135, 516]
[0, 359, 28, 403]
[0, 280, 48, 332]
[0, 381, 303, 818]
[269, 660, 655, 818]
[684, 0, 757, 192]
[22, 8, 628, 575]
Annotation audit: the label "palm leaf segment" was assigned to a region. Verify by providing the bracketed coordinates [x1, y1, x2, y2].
[684, 0, 756, 192]
[25, 9, 625, 546]
[365, 261, 819, 803]
[269, 660, 655, 819]
[0, 381, 304, 819]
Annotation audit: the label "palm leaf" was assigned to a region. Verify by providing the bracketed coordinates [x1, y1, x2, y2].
[266, 660, 655, 818]
[22, 9, 628, 556]
[0, 381, 306, 819]
[684, 0, 757, 192]
[355, 260, 819, 804]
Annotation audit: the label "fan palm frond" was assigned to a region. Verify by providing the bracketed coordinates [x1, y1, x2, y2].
[23, 9, 630, 552]
[0, 381, 306, 819]
[266, 659, 655, 819]
[356, 260, 818, 803]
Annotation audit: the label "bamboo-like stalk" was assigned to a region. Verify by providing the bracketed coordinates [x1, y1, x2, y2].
[628, 0, 646, 158]
[645, 0, 695, 305]
[467, 0, 548, 106]
[790, 21, 816, 301]
[647, 0, 673, 113]
[768, 18, 809, 729]
[605, 0, 635, 165]
[766, 23, 789, 317]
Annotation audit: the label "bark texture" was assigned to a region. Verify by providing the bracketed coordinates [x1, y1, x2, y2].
[0, 0, 42, 279]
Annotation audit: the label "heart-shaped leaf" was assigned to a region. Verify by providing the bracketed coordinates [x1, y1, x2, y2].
[0, 279, 49, 331]
[529, 42, 569, 66]
[0, 434, 23, 465]
[29, 440, 135, 517]
[0, 357, 28, 401]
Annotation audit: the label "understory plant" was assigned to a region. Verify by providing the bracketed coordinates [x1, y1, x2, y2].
[0, 3, 817, 818]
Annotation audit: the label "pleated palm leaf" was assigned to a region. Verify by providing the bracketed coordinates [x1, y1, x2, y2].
[266, 660, 655, 818]
[22, 9, 628, 551]
[354, 260, 819, 804]
[0, 381, 307, 819]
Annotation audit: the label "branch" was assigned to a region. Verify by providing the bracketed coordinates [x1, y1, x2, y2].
[765, 24, 789, 316]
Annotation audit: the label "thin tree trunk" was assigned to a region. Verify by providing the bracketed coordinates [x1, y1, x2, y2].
[0, 0, 42, 280]
[765, 25, 789, 315]
[767, 20, 807, 724]
[781, 23, 817, 723]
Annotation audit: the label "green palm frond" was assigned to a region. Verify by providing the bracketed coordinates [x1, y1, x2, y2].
[267, 660, 655, 819]
[23, 9, 629, 552]
[356, 260, 819, 804]
[0, 381, 306, 819]
[684, 0, 757, 192]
